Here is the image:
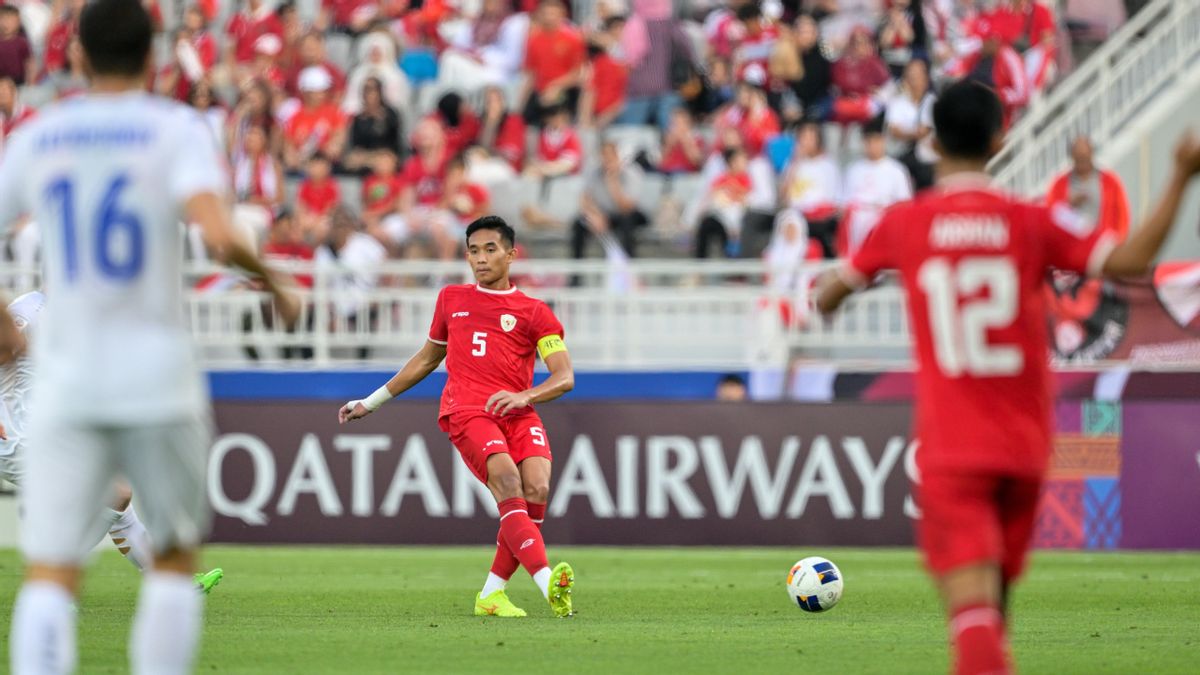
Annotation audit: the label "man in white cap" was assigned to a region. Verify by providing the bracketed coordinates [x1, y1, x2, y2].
[283, 65, 348, 172]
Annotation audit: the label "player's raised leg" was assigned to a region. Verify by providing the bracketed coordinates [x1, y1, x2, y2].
[517, 456, 573, 616]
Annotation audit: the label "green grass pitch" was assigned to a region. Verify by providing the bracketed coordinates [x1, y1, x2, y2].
[1, 546, 1198, 673]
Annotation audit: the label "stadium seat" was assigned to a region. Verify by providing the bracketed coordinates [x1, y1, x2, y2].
[604, 124, 662, 162]
[400, 48, 440, 86]
[542, 175, 585, 223]
[326, 34, 356, 73]
[337, 176, 364, 214]
[635, 173, 666, 215]
[667, 172, 706, 204]
[766, 135, 794, 174]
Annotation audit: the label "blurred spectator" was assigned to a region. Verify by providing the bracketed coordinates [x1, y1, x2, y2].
[764, 209, 815, 292]
[317, 207, 387, 336]
[779, 122, 841, 258]
[713, 65, 780, 158]
[715, 373, 749, 401]
[437, 0, 530, 92]
[441, 155, 492, 237]
[285, 31, 347, 99]
[262, 210, 316, 289]
[618, 0, 689, 127]
[189, 81, 229, 150]
[282, 67, 349, 173]
[573, 139, 647, 260]
[401, 118, 452, 209]
[884, 59, 936, 189]
[43, 0, 86, 78]
[731, 3, 781, 82]
[522, 0, 587, 125]
[48, 36, 89, 99]
[839, 119, 912, 256]
[297, 155, 341, 241]
[579, 15, 629, 130]
[229, 79, 280, 160]
[343, 31, 411, 116]
[179, 6, 219, 79]
[343, 77, 404, 175]
[526, 105, 583, 178]
[785, 14, 833, 119]
[247, 33, 286, 90]
[878, 0, 928, 78]
[226, 0, 285, 68]
[0, 78, 35, 145]
[0, 6, 34, 86]
[233, 124, 285, 213]
[276, 1, 305, 73]
[1046, 136, 1130, 242]
[695, 147, 754, 258]
[322, 0, 380, 34]
[659, 107, 706, 174]
[995, 0, 1057, 92]
[962, 24, 1028, 128]
[433, 92, 482, 158]
[830, 26, 889, 124]
[362, 150, 406, 232]
[479, 85, 527, 171]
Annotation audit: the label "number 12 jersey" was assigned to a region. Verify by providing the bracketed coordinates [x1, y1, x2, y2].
[843, 173, 1116, 476]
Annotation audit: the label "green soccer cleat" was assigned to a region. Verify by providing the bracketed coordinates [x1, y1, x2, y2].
[474, 589, 527, 617]
[194, 568, 224, 595]
[546, 562, 575, 618]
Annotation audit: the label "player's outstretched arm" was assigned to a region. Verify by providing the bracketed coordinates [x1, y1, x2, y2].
[339, 340, 448, 423]
[1103, 132, 1200, 278]
[187, 192, 302, 327]
[815, 269, 858, 316]
[485, 349, 575, 417]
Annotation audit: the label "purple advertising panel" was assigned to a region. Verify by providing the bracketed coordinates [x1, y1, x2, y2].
[1120, 402, 1200, 549]
[209, 402, 918, 546]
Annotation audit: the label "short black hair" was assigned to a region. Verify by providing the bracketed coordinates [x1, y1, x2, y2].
[0, 5, 20, 16]
[736, 3, 763, 21]
[465, 215, 516, 249]
[80, 0, 154, 77]
[718, 374, 746, 387]
[862, 114, 886, 137]
[932, 80, 1004, 161]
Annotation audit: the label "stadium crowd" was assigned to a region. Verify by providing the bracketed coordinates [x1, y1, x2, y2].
[0, 0, 1132, 284]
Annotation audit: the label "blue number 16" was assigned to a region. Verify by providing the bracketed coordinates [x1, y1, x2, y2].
[46, 173, 144, 282]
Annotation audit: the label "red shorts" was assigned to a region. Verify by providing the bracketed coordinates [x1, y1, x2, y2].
[439, 411, 553, 483]
[914, 468, 1043, 583]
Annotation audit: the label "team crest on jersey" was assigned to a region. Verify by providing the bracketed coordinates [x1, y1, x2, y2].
[500, 314, 517, 332]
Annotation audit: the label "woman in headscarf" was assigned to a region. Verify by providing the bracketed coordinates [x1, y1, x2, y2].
[343, 29, 411, 117]
[435, 0, 529, 93]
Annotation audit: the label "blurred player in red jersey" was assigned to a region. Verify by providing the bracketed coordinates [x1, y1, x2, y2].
[817, 81, 1200, 675]
[339, 215, 576, 619]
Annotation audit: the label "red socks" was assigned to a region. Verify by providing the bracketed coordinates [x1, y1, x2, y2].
[495, 498, 548, 577]
[950, 603, 1011, 675]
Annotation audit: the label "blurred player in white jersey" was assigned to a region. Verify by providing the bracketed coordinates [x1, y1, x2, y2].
[0, 1, 299, 673]
[0, 291, 225, 592]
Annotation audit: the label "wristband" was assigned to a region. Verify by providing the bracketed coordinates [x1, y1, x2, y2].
[362, 385, 394, 411]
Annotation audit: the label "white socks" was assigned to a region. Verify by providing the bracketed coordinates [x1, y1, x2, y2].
[108, 507, 153, 572]
[480, 572, 508, 598]
[130, 573, 203, 675]
[10, 581, 77, 675]
[532, 567, 552, 600]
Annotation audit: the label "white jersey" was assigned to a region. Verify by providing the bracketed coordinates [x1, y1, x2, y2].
[0, 92, 228, 425]
[0, 291, 43, 456]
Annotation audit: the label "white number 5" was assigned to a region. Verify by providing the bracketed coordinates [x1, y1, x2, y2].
[530, 427, 547, 446]
[472, 331, 488, 357]
[917, 257, 1023, 377]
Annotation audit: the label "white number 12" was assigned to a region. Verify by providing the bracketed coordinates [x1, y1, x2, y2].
[917, 257, 1023, 377]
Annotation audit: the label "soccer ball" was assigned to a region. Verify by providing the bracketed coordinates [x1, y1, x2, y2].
[786, 556, 844, 612]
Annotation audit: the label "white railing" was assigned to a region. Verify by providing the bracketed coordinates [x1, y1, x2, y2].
[0, 260, 912, 370]
[990, 0, 1200, 196]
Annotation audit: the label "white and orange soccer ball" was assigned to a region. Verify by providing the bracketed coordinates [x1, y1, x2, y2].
[786, 556, 844, 612]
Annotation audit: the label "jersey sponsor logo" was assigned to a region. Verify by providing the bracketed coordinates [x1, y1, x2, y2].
[452, 312, 470, 318]
[520, 538, 535, 550]
[929, 214, 1010, 250]
[500, 314, 517, 332]
[485, 439, 506, 448]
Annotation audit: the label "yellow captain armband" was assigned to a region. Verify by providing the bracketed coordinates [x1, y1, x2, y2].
[537, 334, 567, 361]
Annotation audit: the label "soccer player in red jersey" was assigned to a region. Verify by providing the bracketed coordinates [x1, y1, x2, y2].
[338, 215, 577, 618]
[817, 81, 1200, 675]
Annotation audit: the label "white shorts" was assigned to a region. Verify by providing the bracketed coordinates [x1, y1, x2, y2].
[19, 414, 213, 566]
[0, 448, 23, 485]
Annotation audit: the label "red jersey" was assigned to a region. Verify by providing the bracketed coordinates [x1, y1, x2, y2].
[492, 114, 527, 170]
[844, 173, 1116, 477]
[429, 284, 566, 420]
[589, 53, 628, 117]
[402, 151, 449, 206]
[524, 24, 586, 93]
[536, 127, 583, 174]
[362, 173, 406, 214]
[298, 177, 341, 215]
[285, 104, 347, 153]
[226, 11, 285, 64]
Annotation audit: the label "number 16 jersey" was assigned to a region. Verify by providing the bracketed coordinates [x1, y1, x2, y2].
[0, 93, 229, 426]
[428, 284, 566, 421]
[843, 173, 1116, 476]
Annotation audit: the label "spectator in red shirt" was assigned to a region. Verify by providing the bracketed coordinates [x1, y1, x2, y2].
[285, 31, 347, 98]
[400, 118, 451, 209]
[262, 210, 316, 293]
[0, 7, 34, 86]
[962, 25, 1029, 129]
[248, 33, 287, 91]
[995, 0, 1057, 91]
[1046, 136, 1130, 243]
[830, 26, 890, 124]
[696, 147, 754, 259]
[0, 77, 35, 145]
[522, 0, 587, 125]
[226, 0, 285, 66]
[441, 154, 492, 232]
[283, 66, 349, 172]
[179, 6, 219, 74]
[297, 155, 341, 241]
[526, 104, 583, 178]
[362, 150, 407, 229]
[322, 0, 379, 34]
[579, 15, 629, 130]
[713, 65, 781, 158]
[433, 92, 482, 159]
[479, 85, 527, 171]
[233, 124, 286, 212]
[660, 107, 706, 174]
[730, 2, 780, 85]
[43, 0, 85, 78]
